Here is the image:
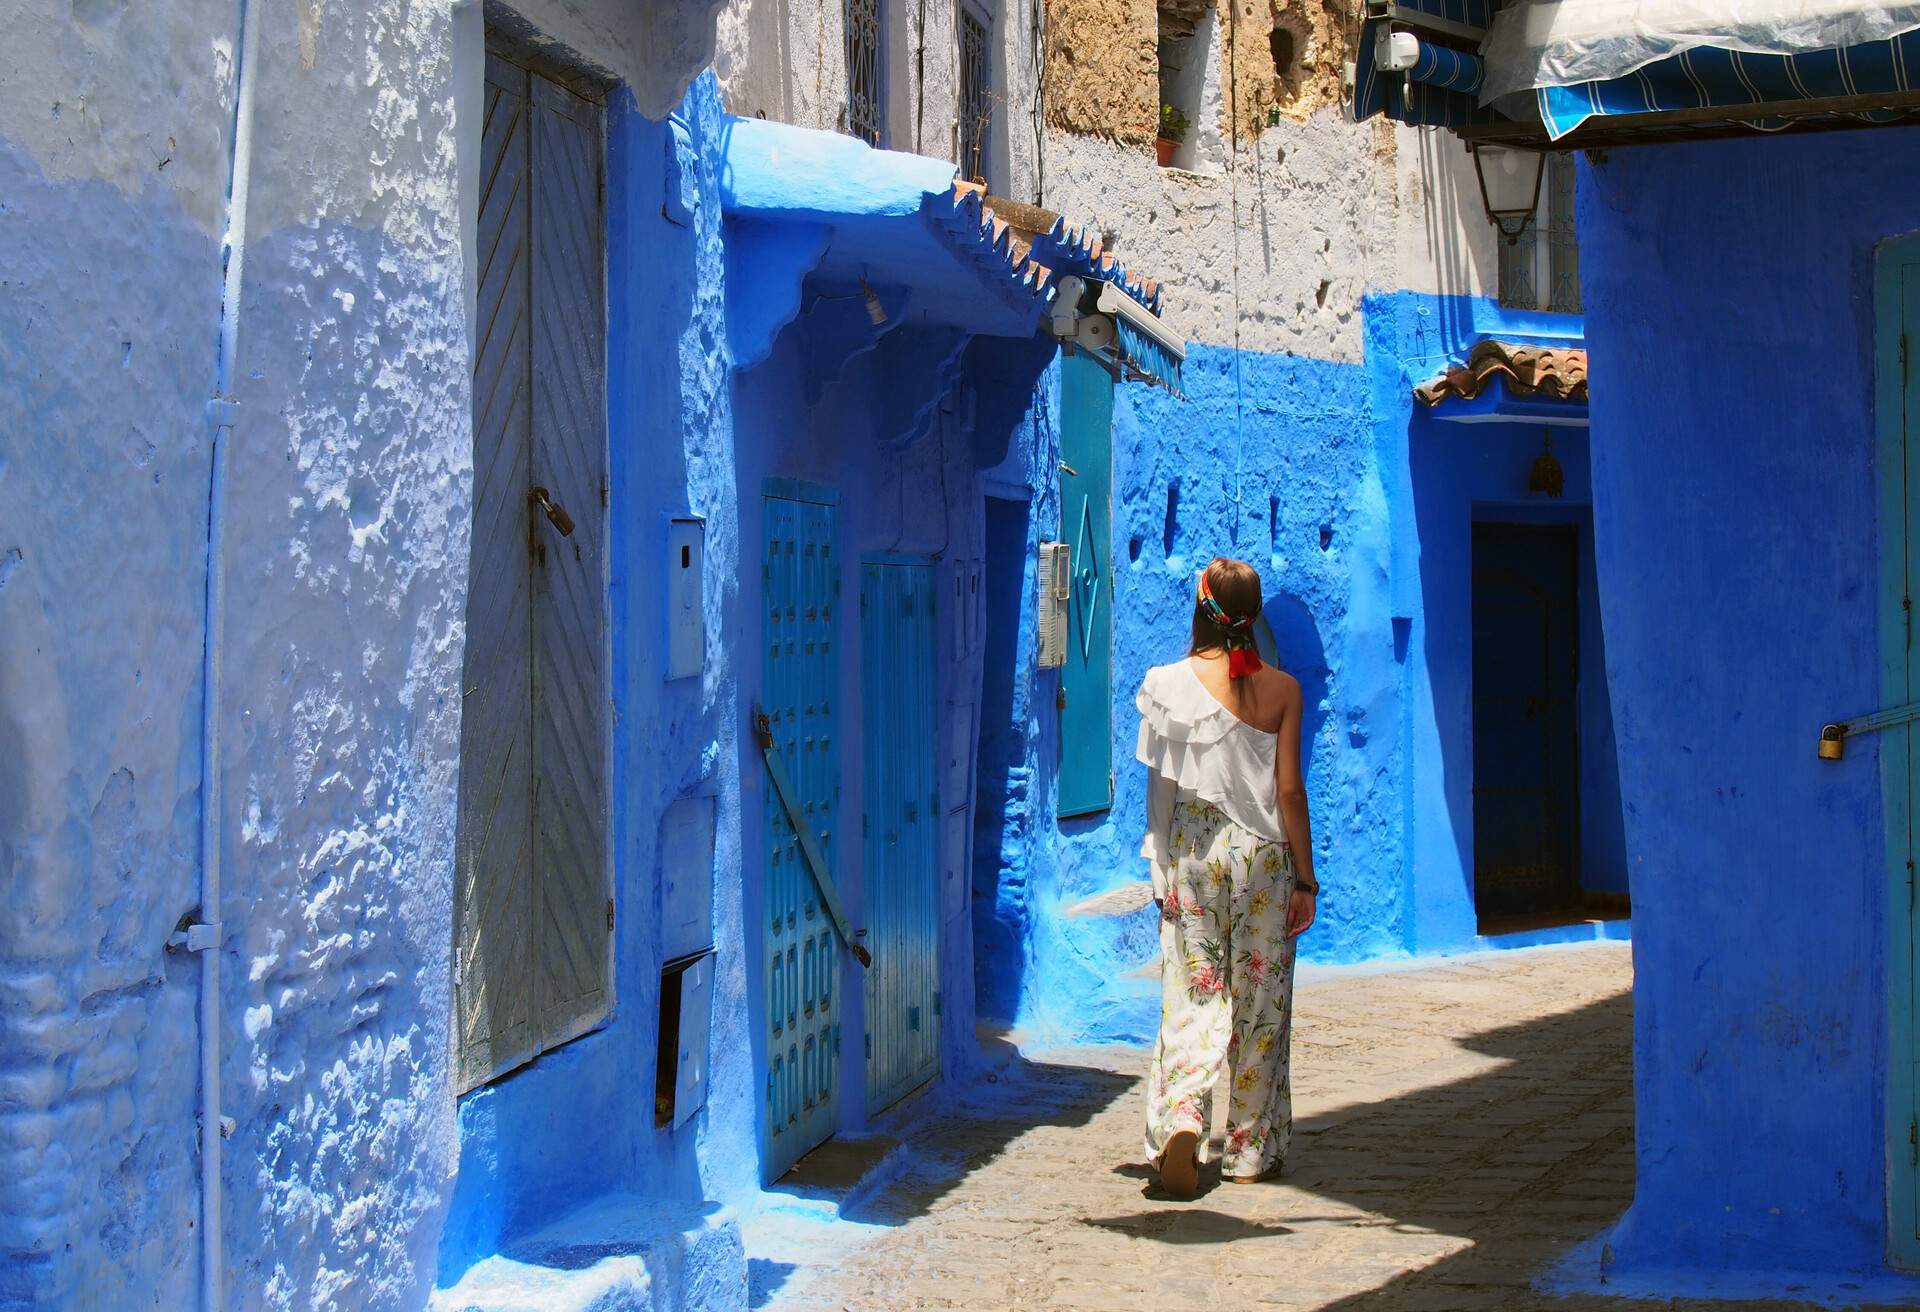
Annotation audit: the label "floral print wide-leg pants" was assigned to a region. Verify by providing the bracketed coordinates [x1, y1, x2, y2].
[1144, 796, 1299, 1180]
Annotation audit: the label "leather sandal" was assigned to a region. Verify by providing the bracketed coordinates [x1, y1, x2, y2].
[1157, 1129, 1199, 1198]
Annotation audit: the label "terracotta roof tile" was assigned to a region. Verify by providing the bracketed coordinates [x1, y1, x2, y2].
[1415, 339, 1588, 407]
[930, 178, 1170, 320]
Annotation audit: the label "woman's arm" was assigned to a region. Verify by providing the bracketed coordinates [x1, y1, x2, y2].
[1274, 674, 1318, 939]
[1145, 767, 1177, 906]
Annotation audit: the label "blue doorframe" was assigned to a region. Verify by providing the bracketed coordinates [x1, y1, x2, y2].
[761, 483, 842, 1181]
[1876, 235, 1920, 1268]
[859, 555, 940, 1113]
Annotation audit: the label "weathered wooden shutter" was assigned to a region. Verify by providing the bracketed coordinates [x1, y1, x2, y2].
[1058, 352, 1115, 817]
[528, 72, 610, 1052]
[455, 53, 608, 1093]
[456, 55, 538, 1092]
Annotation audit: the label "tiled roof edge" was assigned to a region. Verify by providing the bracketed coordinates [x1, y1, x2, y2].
[926, 179, 1169, 320]
[1414, 339, 1588, 406]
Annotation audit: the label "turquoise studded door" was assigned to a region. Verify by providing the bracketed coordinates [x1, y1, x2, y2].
[1058, 352, 1115, 817]
[762, 485, 842, 1180]
[860, 557, 940, 1114]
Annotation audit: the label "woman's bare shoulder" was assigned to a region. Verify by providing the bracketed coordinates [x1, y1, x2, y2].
[1261, 665, 1302, 701]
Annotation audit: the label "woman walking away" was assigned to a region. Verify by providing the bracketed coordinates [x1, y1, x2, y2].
[1138, 557, 1318, 1198]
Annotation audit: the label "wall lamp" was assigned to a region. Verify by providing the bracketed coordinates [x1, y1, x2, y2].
[1469, 142, 1545, 244]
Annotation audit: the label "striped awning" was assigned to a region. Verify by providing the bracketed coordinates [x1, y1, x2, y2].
[1355, 0, 1500, 128]
[1113, 315, 1185, 397]
[1355, 0, 1920, 145]
[1535, 29, 1920, 139]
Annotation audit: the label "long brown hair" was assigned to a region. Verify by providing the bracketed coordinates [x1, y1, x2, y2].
[1189, 557, 1263, 674]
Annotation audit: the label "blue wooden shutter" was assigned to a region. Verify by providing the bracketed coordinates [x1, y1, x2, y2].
[861, 559, 940, 1114]
[1058, 353, 1114, 817]
[763, 488, 842, 1178]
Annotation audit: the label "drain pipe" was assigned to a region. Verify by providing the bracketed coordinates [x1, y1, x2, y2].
[190, 0, 264, 1306]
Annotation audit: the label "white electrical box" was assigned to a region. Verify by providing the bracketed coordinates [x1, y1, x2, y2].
[1036, 541, 1070, 668]
[659, 795, 716, 963]
[670, 951, 714, 1127]
[666, 517, 704, 680]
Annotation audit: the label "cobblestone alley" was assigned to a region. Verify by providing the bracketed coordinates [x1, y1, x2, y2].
[750, 944, 1901, 1312]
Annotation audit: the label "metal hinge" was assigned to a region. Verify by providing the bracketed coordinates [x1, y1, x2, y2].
[934, 991, 942, 1017]
[1904, 334, 1910, 387]
[1908, 860, 1914, 911]
[1908, 1114, 1916, 1167]
[453, 945, 461, 989]
[864, 1032, 873, 1058]
[606, 898, 616, 932]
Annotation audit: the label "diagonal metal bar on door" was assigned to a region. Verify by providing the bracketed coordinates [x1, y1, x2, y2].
[753, 707, 873, 968]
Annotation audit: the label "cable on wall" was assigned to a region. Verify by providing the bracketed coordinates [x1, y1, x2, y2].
[1224, 0, 1247, 548]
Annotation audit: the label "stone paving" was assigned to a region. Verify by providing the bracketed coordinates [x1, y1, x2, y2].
[753, 943, 1903, 1312]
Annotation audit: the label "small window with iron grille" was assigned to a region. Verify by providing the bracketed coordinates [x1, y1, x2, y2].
[846, 0, 883, 146]
[958, 1, 992, 184]
[1499, 152, 1582, 315]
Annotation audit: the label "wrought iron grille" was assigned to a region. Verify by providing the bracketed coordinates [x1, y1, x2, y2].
[1499, 215, 1539, 312]
[1546, 152, 1582, 314]
[846, 0, 882, 145]
[958, 4, 990, 183]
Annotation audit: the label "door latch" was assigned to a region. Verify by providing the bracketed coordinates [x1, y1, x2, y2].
[530, 486, 576, 537]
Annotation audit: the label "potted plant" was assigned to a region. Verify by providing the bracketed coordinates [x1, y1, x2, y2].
[1157, 104, 1189, 167]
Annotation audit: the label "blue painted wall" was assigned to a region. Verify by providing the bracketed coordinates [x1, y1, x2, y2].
[439, 75, 754, 1279]
[440, 75, 1061, 1279]
[1577, 128, 1920, 1284]
[975, 292, 1622, 1046]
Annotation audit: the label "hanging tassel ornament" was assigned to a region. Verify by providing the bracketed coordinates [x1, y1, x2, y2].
[1197, 570, 1263, 677]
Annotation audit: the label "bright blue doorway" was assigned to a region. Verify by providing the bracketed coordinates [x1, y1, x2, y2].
[762, 486, 842, 1180]
[1471, 522, 1581, 925]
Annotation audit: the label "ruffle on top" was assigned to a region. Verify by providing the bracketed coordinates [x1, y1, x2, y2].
[1136, 662, 1287, 868]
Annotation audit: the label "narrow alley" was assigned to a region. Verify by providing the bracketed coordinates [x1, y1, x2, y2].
[750, 944, 1894, 1312]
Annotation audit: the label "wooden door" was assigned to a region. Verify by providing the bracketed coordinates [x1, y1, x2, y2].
[1058, 352, 1114, 817]
[763, 486, 843, 1178]
[861, 558, 940, 1114]
[454, 50, 609, 1093]
[1471, 523, 1581, 923]
[1876, 234, 1920, 1266]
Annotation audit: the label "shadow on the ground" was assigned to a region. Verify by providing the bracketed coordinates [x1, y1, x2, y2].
[824, 1044, 1141, 1226]
[1084, 1207, 1296, 1243]
[1098, 989, 1640, 1306]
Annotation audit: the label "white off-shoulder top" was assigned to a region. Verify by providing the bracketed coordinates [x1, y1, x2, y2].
[1136, 659, 1288, 900]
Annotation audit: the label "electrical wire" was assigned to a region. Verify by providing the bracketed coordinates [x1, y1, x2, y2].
[1225, 0, 1247, 549]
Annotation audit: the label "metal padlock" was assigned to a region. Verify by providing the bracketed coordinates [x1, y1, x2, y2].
[1818, 723, 1846, 761]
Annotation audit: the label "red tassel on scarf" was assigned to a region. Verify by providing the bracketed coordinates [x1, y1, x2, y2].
[1227, 644, 1263, 679]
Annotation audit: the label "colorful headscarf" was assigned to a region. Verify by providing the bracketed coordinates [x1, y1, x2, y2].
[1198, 567, 1263, 678]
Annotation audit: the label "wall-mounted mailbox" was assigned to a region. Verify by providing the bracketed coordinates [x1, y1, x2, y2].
[659, 795, 715, 963]
[655, 949, 714, 1128]
[666, 517, 705, 680]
